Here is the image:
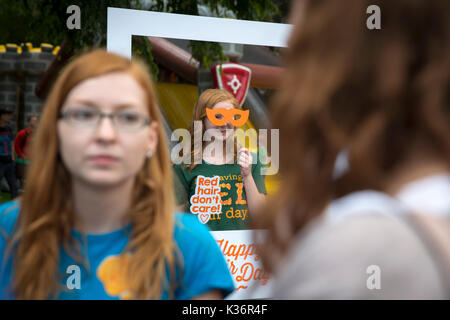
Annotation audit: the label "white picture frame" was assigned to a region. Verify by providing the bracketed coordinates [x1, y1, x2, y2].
[106, 7, 291, 299]
[107, 7, 291, 58]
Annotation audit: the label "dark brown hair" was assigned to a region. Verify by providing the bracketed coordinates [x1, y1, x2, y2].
[257, 0, 450, 271]
[8, 49, 179, 299]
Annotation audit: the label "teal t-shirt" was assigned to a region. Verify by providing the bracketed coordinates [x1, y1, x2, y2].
[0, 201, 234, 300]
[173, 152, 267, 231]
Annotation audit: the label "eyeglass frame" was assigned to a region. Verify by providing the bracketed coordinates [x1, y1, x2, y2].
[58, 108, 151, 131]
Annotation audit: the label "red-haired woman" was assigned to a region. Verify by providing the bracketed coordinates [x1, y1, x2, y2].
[0, 50, 234, 299]
[173, 89, 266, 231]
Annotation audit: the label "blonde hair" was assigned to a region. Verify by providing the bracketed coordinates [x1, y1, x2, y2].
[187, 89, 241, 171]
[8, 49, 180, 299]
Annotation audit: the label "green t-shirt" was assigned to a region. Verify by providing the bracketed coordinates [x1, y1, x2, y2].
[173, 153, 266, 231]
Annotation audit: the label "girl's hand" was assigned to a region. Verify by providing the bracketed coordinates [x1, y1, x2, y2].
[238, 148, 253, 178]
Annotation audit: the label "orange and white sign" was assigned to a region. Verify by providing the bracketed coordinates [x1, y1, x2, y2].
[211, 229, 272, 299]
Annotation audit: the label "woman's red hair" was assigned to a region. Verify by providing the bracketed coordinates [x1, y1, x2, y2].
[8, 49, 179, 299]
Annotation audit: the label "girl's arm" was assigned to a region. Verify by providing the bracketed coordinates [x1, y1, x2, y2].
[238, 148, 266, 216]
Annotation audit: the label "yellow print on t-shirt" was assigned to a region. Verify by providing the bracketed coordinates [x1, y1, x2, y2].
[97, 253, 134, 299]
[216, 174, 246, 206]
[219, 174, 243, 182]
[207, 174, 248, 222]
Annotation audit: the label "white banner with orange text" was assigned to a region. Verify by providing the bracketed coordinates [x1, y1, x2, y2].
[210, 229, 272, 299]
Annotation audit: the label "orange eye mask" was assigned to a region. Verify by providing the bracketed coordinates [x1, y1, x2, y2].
[206, 108, 249, 127]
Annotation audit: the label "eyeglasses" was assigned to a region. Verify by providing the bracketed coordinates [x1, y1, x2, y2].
[59, 108, 150, 131]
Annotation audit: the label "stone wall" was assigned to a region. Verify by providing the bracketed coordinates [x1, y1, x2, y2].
[0, 43, 59, 130]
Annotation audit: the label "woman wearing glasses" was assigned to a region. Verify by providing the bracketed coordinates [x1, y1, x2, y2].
[173, 89, 266, 231]
[0, 50, 234, 299]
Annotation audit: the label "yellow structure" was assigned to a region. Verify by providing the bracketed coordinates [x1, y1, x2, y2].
[0, 42, 60, 54]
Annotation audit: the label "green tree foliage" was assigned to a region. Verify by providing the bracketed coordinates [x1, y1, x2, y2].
[0, 0, 137, 49]
[150, 0, 283, 68]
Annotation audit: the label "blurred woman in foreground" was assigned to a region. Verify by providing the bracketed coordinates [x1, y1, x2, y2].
[258, 0, 450, 299]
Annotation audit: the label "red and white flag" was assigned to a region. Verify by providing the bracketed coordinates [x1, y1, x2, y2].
[211, 63, 251, 106]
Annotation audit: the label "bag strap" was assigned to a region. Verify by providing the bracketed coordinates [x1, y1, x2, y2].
[404, 213, 450, 299]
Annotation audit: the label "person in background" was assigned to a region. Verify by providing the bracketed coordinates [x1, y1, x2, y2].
[257, 0, 450, 299]
[14, 114, 39, 190]
[173, 89, 266, 231]
[0, 50, 234, 300]
[0, 109, 18, 200]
